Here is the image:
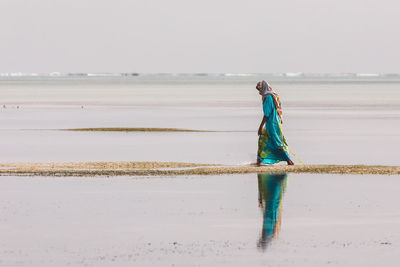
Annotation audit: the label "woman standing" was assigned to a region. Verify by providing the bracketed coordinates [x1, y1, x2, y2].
[256, 80, 294, 166]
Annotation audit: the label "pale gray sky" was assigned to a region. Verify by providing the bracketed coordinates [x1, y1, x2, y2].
[0, 0, 399, 73]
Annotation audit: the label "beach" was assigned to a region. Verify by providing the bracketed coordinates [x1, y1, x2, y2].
[1, 74, 400, 266]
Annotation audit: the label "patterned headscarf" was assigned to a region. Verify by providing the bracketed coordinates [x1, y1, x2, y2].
[256, 80, 283, 123]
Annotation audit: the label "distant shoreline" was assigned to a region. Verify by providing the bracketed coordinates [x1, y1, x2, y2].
[1, 72, 399, 78]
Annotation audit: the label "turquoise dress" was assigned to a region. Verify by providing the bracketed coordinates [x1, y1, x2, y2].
[257, 94, 291, 164]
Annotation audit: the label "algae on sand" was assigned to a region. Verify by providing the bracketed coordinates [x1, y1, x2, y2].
[0, 162, 399, 177]
[63, 128, 212, 132]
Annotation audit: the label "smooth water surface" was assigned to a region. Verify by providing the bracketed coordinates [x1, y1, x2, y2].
[0, 75, 399, 165]
[1, 173, 399, 267]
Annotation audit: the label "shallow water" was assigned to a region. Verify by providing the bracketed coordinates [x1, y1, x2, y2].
[0, 75, 399, 165]
[1, 76, 399, 267]
[1, 173, 399, 267]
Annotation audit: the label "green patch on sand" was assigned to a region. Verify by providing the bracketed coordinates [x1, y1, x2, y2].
[63, 128, 212, 132]
[0, 162, 399, 176]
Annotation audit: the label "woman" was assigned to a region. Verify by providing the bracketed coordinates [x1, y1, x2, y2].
[256, 80, 294, 166]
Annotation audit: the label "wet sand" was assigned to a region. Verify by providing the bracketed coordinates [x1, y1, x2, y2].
[0, 161, 399, 176]
[64, 127, 212, 132]
[1, 76, 399, 266]
[1, 173, 400, 267]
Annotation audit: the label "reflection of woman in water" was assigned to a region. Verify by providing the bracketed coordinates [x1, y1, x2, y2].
[256, 81, 294, 166]
[257, 173, 288, 250]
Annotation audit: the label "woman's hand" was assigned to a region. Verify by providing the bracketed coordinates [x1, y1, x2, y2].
[258, 116, 267, 136]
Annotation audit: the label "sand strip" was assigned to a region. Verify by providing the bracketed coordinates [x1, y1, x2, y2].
[0, 162, 398, 176]
[63, 127, 213, 132]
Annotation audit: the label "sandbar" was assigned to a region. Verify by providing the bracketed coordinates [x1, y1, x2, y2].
[63, 127, 212, 132]
[0, 162, 398, 176]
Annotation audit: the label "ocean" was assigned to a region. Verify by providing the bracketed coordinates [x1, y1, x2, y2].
[0, 74, 398, 165]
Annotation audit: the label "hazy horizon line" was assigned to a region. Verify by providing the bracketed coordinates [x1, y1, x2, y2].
[1, 72, 400, 77]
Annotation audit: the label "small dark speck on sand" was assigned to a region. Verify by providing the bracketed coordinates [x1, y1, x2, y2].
[380, 242, 392, 245]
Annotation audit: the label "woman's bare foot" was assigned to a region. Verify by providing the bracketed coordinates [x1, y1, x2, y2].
[287, 160, 294, 165]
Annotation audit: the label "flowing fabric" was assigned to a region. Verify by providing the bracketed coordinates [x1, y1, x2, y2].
[257, 94, 291, 164]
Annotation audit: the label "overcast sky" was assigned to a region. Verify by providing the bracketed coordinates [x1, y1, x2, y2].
[0, 0, 399, 73]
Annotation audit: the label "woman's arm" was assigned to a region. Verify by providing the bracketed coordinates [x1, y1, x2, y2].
[258, 116, 268, 136]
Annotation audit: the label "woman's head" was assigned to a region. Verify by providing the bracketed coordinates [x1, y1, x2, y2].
[256, 81, 263, 91]
[256, 80, 272, 95]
